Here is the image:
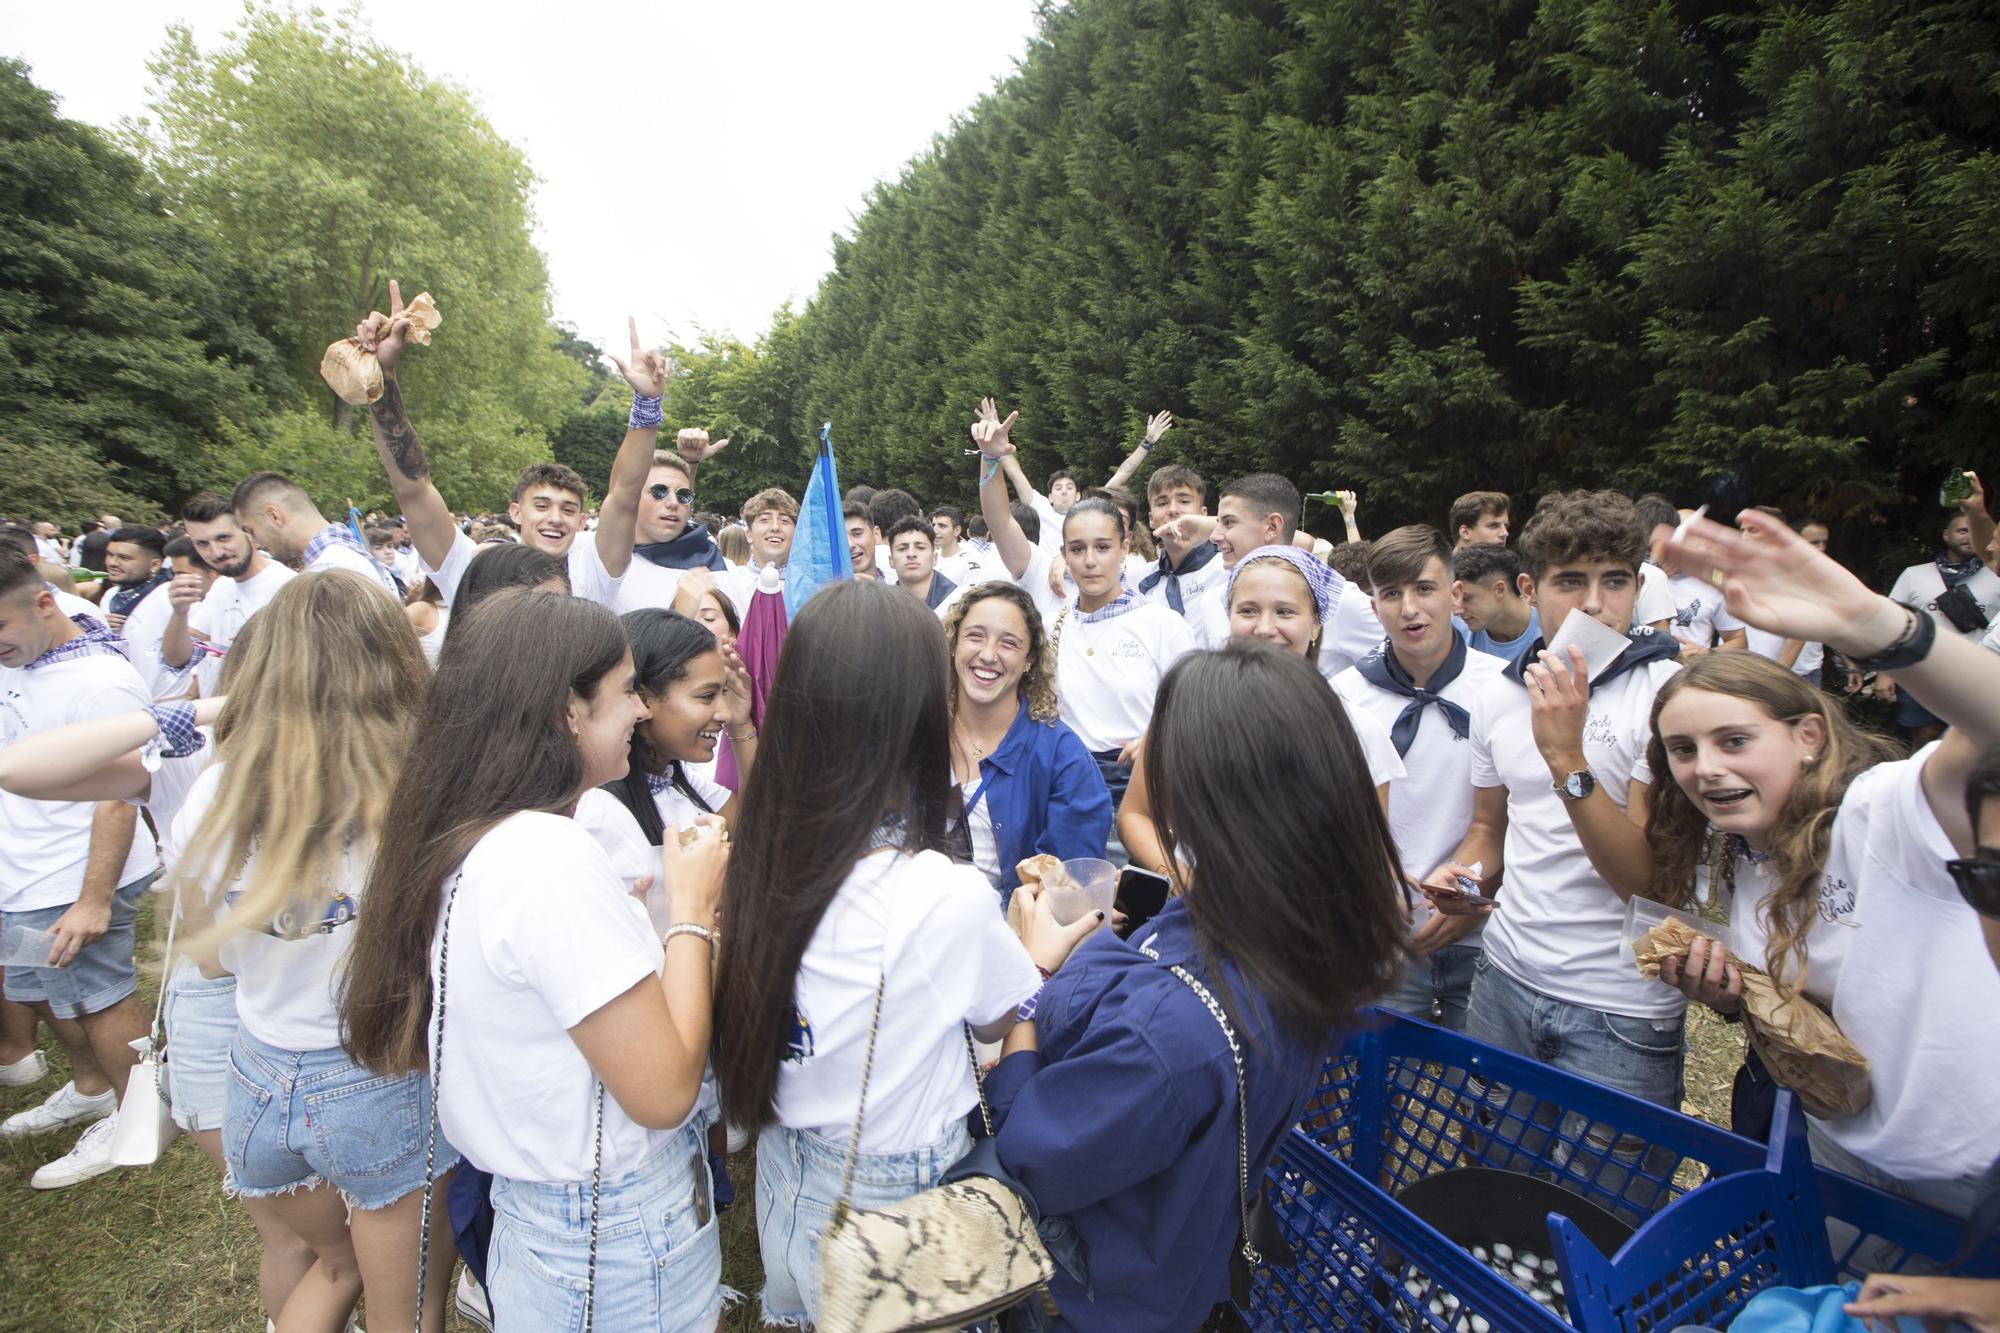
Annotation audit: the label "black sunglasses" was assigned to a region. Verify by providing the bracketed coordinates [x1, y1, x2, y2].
[648, 484, 695, 506]
[1947, 855, 2000, 919]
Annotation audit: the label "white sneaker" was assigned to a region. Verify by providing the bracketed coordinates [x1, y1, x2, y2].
[1, 1080, 115, 1137]
[456, 1269, 494, 1330]
[0, 1048, 48, 1088]
[725, 1119, 751, 1154]
[30, 1115, 120, 1189]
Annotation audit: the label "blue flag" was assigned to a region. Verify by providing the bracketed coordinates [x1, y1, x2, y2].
[785, 423, 853, 613]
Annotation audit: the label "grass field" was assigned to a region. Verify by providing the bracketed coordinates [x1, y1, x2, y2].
[0, 899, 1746, 1331]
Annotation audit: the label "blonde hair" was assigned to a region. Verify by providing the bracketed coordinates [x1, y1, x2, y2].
[941, 583, 1058, 723]
[742, 488, 800, 523]
[1643, 653, 1899, 987]
[173, 572, 430, 962]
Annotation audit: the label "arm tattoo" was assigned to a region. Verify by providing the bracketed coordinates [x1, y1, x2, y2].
[371, 377, 429, 482]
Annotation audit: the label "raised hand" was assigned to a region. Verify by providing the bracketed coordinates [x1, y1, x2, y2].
[609, 316, 670, 398]
[1144, 409, 1174, 446]
[355, 278, 413, 376]
[1336, 489, 1359, 513]
[1656, 509, 1905, 659]
[1524, 644, 1592, 774]
[970, 397, 1018, 458]
[1960, 470, 1988, 516]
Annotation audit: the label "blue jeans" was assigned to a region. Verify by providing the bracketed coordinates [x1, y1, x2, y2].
[163, 962, 237, 1132]
[2, 871, 157, 1018]
[489, 1121, 722, 1333]
[1464, 954, 1685, 1173]
[224, 1026, 457, 1210]
[754, 1118, 974, 1327]
[1378, 943, 1481, 1031]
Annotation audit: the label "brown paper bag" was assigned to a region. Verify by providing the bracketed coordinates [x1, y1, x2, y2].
[1633, 916, 1871, 1120]
[318, 292, 443, 405]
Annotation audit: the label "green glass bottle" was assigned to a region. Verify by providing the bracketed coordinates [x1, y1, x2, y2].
[1941, 471, 1973, 507]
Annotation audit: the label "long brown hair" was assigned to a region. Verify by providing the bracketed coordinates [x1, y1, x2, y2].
[1145, 641, 1405, 1042]
[1644, 653, 1899, 986]
[172, 572, 427, 963]
[340, 588, 629, 1074]
[941, 581, 1058, 723]
[712, 580, 955, 1131]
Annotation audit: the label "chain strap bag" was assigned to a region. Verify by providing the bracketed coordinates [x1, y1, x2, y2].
[816, 975, 1057, 1333]
[416, 874, 606, 1332]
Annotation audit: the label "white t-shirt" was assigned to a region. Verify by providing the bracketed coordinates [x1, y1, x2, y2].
[571, 788, 659, 890]
[1665, 573, 1745, 648]
[1635, 562, 1677, 628]
[936, 549, 993, 588]
[114, 581, 186, 702]
[1887, 560, 2000, 645]
[1984, 620, 2000, 655]
[1469, 652, 1686, 1018]
[177, 763, 368, 1051]
[0, 652, 162, 912]
[432, 812, 683, 1182]
[1048, 598, 1197, 753]
[188, 561, 297, 697]
[143, 742, 214, 868]
[424, 530, 624, 612]
[1027, 491, 1065, 555]
[1336, 648, 1507, 886]
[35, 536, 63, 563]
[656, 763, 730, 828]
[393, 547, 423, 588]
[1745, 627, 1824, 677]
[776, 849, 1039, 1152]
[1725, 747, 2000, 1181]
[1188, 567, 1383, 680]
[959, 774, 1001, 883]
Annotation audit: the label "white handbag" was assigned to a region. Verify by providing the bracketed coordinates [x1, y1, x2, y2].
[109, 892, 182, 1166]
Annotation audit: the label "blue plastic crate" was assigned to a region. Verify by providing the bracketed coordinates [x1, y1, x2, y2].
[1243, 1011, 2000, 1330]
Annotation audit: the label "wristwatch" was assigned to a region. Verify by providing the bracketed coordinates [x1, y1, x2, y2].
[1554, 769, 1597, 801]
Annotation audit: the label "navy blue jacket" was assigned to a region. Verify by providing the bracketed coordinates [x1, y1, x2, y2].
[976, 700, 1114, 895]
[985, 898, 1328, 1331]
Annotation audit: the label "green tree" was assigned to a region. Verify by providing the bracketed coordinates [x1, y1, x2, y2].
[136, 5, 582, 511]
[0, 60, 279, 515]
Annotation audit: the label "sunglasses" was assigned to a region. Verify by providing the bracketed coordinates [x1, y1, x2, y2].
[648, 484, 695, 506]
[1947, 854, 2000, 919]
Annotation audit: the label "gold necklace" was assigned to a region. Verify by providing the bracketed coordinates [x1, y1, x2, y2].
[957, 716, 1009, 760]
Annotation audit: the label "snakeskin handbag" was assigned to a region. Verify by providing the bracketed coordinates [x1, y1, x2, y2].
[816, 975, 1056, 1333]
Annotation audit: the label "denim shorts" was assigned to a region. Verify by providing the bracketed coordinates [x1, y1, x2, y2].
[1464, 953, 1685, 1181]
[2, 871, 158, 1019]
[754, 1117, 973, 1328]
[1379, 942, 1481, 1032]
[223, 1026, 458, 1211]
[163, 962, 238, 1132]
[489, 1119, 723, 1332]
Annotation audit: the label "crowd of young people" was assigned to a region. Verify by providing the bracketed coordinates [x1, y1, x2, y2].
[3, 291, 1998, 1331]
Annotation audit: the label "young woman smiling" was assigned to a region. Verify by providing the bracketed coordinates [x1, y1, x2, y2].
[971, 403, 1195, 807]
[941, 582, 1113, 898]
[342, 589, 730, 1330]
[1649, 509, 2000, 1216]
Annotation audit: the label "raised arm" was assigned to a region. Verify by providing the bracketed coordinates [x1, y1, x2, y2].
[673, 428, 731, 487]
[355, 280, 456, 570]
[596, 318, 672, 577]
[1105, 409, 1172, 490]
[158, 565, 207, 671]
[1662, 507, 2000, 852]
[972, 398, 1035, 579]
[1959, 471, 1996, 574]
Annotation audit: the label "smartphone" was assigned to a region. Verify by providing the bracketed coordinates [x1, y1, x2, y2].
[1114, 866, 1173, 937]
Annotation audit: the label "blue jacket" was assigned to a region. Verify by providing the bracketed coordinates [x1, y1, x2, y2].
[977, 700, 1114, 894]
[984, 898, 1329, 1331]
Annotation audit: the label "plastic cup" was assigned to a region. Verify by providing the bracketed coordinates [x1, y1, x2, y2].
[1042, 857, 1116, 927]
[1, 925, 57, 969]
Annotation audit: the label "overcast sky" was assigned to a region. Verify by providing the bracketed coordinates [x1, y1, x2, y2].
[1, 1, 1043, 352]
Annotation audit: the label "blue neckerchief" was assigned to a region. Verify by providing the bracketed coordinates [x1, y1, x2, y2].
[923, 570, 957, 610]
[107, 569, 170, 619]
[28, 612, 130, 670]
[1938, 551, 1983, 588]
[1137, 540, 1220, 612]
[1501, 624, 1681, 690]
[633, 525, 728, 571]
[1355, 632, 1471, 756]
[646, 762, 717, 815]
